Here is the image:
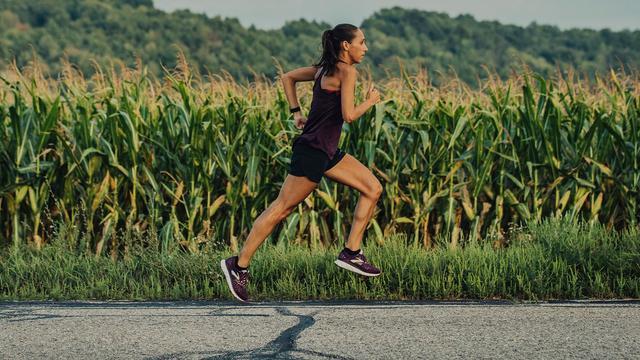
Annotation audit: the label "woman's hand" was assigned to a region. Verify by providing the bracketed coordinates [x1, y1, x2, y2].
[293, 112, 307, 130]
[366, 85, 381, 105]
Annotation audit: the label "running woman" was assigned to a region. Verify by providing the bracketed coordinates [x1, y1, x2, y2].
[221, 24, 383, 303]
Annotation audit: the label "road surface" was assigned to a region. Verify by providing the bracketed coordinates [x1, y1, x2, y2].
[1, 300, 639, 359]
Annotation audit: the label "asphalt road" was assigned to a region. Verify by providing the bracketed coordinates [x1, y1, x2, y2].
[1, 300, 639, 359]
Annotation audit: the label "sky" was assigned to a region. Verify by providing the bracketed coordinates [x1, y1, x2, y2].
[153, 0, 639, 31]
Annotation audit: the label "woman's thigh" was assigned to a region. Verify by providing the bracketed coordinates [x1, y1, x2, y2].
[323, 154, 383, 196]
[274, 174, 319, 211]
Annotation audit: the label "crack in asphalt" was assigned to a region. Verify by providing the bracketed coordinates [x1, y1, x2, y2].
[260, 307, 318, 356]
[147, 306, 353, 360]
[0, 305, 344, 358]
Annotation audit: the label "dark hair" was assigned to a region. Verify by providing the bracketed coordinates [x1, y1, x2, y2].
[313, 24, 358, 77]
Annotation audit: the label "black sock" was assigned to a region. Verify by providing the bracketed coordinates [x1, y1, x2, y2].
[343, 247, 360, 256]
[235, 257, 248, 271]
[236, 264, 248, 271]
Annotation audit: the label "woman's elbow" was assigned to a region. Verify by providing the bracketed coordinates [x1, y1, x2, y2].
[343, 113, 354, 123]
[282, 73, 297, 86]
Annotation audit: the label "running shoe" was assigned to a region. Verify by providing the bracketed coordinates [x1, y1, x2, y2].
[334, 248, 382, 277]
[220, 255, 250, 303]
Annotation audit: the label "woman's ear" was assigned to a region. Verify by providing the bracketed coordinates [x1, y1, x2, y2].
[341, 40, 350, 52]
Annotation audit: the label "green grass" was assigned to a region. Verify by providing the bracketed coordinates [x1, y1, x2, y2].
[1, 216, 638, 301]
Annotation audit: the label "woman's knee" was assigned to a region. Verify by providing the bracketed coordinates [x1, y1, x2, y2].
[369, 180, 383, 199]
[269, 199, 295, 222]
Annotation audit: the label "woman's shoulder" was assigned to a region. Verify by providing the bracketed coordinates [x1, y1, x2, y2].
[336, 63, 357, 79]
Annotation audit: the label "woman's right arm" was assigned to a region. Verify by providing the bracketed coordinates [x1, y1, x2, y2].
[340, 67, 380, 123]
[281, 66, 319, 115]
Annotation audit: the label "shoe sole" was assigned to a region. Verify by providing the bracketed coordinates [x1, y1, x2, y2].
[334, 259, 381, 277]
[220, 259, 249, 303]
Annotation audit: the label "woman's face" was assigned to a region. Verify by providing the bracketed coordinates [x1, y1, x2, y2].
[343, 29, 368, 64]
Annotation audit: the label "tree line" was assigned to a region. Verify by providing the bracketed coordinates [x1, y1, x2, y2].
[0, 0, 638, 84]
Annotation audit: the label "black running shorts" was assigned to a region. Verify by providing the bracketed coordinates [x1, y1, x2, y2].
[288, 142, 346, 183]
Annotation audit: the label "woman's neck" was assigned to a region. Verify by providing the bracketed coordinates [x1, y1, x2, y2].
[337, 58, 352, 65]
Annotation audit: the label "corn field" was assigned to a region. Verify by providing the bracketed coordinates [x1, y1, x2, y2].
[1, 58, 638, 258]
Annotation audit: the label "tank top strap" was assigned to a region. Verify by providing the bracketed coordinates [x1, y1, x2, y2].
[313, 66, 326, 89]
[314, 63, 347, 90]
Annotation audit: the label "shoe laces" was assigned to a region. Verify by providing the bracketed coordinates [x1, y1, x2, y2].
[237, 270, 249, 286]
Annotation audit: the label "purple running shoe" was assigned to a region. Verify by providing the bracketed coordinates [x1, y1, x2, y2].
[220, 255, 249, 303]
[334, 248, 382, 277]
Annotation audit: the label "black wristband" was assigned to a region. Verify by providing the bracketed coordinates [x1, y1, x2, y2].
[290, 106, 301, 114]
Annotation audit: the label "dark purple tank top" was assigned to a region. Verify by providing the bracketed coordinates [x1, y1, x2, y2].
[292, 66, 344, 159]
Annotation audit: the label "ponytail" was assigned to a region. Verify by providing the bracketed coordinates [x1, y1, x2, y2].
[313, 24, 358, 76]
